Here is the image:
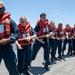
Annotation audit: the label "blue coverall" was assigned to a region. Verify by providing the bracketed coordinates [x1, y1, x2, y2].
[0, 19, 19, 75]
[32, 24, 50, 64]
[17, 27, 36, 74]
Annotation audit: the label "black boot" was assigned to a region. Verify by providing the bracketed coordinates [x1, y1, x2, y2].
[27, 63, 31, 70]
[51, 55, 55, 61]
[53, 55, 57, 60]
[62, 51, 64, 56]
[23, 70, 31, 75]
[58, 54, 62, 58]
[24, 66, 31, 75]
[70, 50, 73, 56]
[67, 50, 70, 55]
[48, 61, 51, 65]
[51, 58, 54, 61]
[44, 61, 50, 71]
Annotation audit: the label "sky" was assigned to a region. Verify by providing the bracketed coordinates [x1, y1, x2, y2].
[1, 0, 75, 28]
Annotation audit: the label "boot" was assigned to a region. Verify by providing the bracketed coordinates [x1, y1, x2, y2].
[27, 63, 31, 70]
[70, 50, 73, 56]
[23, 70, 31, 75]
[58, 54, 62, 58]
[62, 51, 64, 56]
[44, 61, 50, 71]
[67, 50, 70, 55]
[53, 55, 57, 60]
[51, 58, 54, 61]
[48, 61, 51, 65]
[51, 55, 55, 61]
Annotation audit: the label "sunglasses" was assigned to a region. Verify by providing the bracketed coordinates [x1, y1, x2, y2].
[0, 7, 3, 10]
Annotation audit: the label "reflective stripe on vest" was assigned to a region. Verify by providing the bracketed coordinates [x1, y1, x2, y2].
[37, 19, 50, 36]
[0, 13, 11, 39]
[18, 22, 33, 46]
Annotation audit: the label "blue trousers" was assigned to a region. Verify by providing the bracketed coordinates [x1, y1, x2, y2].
[63, 39, 73, 53]
[49, 38, 56, 58]
[73, 39, 75, 53]
[0, 45, 19, 75]
[62, 39, 68, 51]
[32, 38, 49, 63]
[55, 39, 62, 57]
[17, 44, 32, 73]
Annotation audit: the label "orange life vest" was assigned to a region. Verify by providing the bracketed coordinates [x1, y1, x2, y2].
[72, 27, 75, 31]
[72, 27, 75, 33]
[56, 27, 65, 38]
[0, 12, 11, 39]
[65, 27, 73, 37]
[17, 22, 33, 46]
[52, 26, 57, 37]
[37, 19, 50, 36]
